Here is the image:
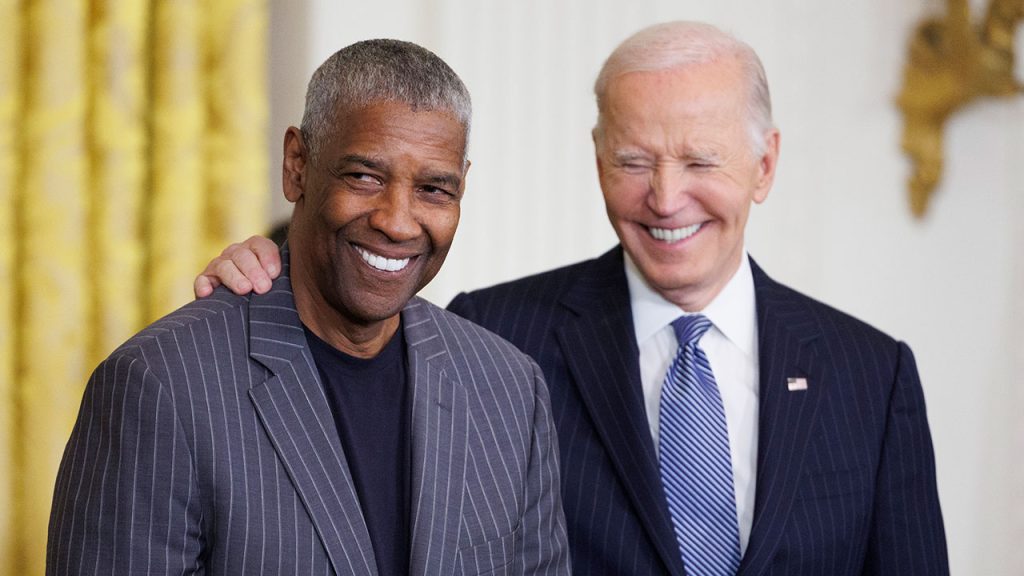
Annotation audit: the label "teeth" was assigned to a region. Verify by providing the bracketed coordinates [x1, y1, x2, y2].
[649, 223, 702, 243]
[355, 246, 411, 272]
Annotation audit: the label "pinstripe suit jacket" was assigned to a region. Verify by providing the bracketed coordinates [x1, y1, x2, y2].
[47, 254, 570, 576]
[448, 246, 948, 576]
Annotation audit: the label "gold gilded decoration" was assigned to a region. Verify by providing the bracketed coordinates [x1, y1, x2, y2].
[897, 0, 1024, 217]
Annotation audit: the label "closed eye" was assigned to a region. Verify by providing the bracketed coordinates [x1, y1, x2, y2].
[686, 151, 721, 169]
[608, 151, 653, 174]
[618, 161, 652, 175]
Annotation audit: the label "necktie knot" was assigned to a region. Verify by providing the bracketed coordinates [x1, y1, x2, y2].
[671, 313, 712, 348]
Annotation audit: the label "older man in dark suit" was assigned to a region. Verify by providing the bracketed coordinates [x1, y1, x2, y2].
[196, 22, 948, 576]
[47, 39, 569, 576]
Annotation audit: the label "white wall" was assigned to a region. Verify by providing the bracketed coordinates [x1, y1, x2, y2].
[269, 2, 1024, 572]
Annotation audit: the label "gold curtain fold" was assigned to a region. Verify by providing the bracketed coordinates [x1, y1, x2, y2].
[149, 0, 205, 317]
[3, 1, 268, 574]
[203, 0, 269, 261]
[21, 6, 90, 576]
[90, 0, 148, 360]
[0, 0, 21, 571]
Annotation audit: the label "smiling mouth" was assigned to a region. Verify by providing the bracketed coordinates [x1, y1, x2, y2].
[354, 246, 412, 272]
[647, 222, 703, 243]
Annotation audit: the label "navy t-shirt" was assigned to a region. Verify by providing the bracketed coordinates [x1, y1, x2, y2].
[304, 322, 410, 576]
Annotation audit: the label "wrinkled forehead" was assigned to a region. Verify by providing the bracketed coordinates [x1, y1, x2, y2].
[600, 57, 746, 109]
[331, 99, 469, 157]
[322, 101, 468, 171]
[595, 63, 749, 137]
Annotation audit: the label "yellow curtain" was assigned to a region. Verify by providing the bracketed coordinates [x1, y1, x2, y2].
[0, 0, 21, 571]
[1, 1, 268, 574]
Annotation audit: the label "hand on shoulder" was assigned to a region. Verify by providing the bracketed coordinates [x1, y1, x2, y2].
[194, 235, 282, 298]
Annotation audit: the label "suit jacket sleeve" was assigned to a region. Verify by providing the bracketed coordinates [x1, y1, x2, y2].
[47, 351, 204, 576]
[864, 342, 948, 575]
[516, 360, 571, 575]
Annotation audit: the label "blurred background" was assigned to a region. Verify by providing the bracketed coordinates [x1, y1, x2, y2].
[3, 0, 1022, 574]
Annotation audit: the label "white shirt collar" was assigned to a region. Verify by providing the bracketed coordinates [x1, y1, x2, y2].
[624, 251, 758, 359]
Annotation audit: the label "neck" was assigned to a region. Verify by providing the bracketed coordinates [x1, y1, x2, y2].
[289, 248, 400, 359]
[300, 301, 400, 359]
[664, 285, 723, 313]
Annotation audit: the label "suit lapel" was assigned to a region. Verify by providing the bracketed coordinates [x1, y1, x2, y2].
[555, 247, 686, 576]
[403, 298, 469, 576]
[247, 251, 379, 576]
[737, 259, 828, 576]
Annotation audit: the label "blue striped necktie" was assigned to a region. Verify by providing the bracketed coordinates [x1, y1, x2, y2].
[658, 314, 741, 576]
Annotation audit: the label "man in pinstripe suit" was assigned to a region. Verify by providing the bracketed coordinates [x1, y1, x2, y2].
[48, 40, 570, 576]
[197, 22, 949, 576]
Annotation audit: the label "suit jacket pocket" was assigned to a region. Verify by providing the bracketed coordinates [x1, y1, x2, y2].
[797, 468, 873, 501]
[456, 526, 518, 576]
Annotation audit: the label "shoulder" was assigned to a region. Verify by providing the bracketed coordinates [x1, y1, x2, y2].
[118, 288, 250, 348]
[753, 260, 906, 366]
[448, 253, 605, 318]
[102, 287, 254, 376]
[70, 289, 255, 447]
[409, 297, 538, 370]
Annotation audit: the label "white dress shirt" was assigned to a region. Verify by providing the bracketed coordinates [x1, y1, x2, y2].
[624, 252, 760, 555]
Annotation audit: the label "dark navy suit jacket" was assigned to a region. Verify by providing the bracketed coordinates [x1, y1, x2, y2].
[448, 246, 948, 576]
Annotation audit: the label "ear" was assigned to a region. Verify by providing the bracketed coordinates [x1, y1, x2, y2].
[282, 127, 307, 203]
[752, 128, 780, 204]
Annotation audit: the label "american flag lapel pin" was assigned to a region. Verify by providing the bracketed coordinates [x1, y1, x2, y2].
[787, 377, 808, 392]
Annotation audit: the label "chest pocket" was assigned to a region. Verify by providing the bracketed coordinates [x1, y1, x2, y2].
[455, 526, 518, 576]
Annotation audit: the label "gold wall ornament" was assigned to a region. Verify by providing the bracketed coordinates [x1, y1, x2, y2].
[897, 0, 1023, 217]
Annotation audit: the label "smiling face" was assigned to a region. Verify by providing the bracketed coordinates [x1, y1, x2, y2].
[594, 57, 779, 311]
[284, 100, 468, 354]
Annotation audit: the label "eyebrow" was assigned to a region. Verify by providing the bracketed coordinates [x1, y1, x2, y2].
[333, 154, 462, 189]
[420, 171, 462, 190]
[611, 151, 651, 164]
[335, 154, 387, 172]
[684, 148, 722, 163]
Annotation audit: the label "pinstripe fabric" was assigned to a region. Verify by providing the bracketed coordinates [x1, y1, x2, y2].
[448, 246, 948, 576]
[47, 251, 570, 576]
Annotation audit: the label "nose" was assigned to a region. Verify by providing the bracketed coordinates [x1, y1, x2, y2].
[647, 163, 691, 217]
[368, 186, 421, 242]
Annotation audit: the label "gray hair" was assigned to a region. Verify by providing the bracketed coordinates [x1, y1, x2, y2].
[300, 39, 472, 162]
[594, 21, 774, 155]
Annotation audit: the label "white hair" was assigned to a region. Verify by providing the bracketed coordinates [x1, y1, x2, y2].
[594, 21, 774, 155]
[300, 39, 472, 163]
